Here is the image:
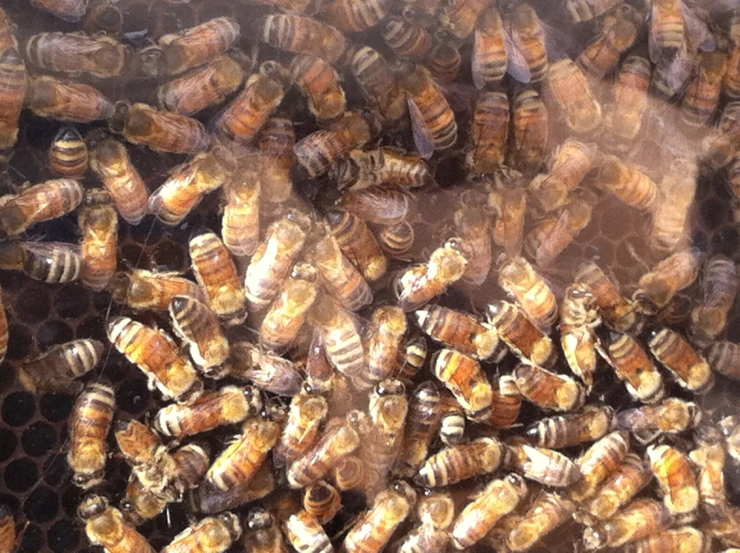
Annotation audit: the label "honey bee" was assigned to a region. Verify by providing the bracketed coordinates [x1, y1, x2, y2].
[682, 51, 727, 127]
[0, 47, 26, 149]
[648, 0, 684, 62]
[707, 340, 740, 381]
[26, 76, 114, 122]
[161, 513, 241, 553]
[337, 186, 410, 226]
[432, 348, 492, 422]
[18, 338, 103, 393]
[122, 103, 210, 154]
[158, 55, 245, 116]
[288, 54, 345, 124]
[530, 139, 596, 213]
[114, 419, 175, 496]
[365, 380, 409, 482]
[704, 511, 740, 549]
[158, 17, 240, 76]
[395, 239, 467, 311]
[379, 221, 416, 258]
[83, 3, 123, 36]
[581, 453, 652, 520]
[584, 497, 672, 549]
[190, 463, 276, 515]
[49, 126, 88, 178]
[215, 74, 285, 143]
[498, 256, 558, 330]
[260, 14, 350, 66]
[326, 209, 386, 282]
[398, 493, 454, 553]
[568, 430, 631, 503]
[701, 102, 740, 168]
[524, 196, 593, 266]
[349, 47, 407, 125]
[169, 296, 230, 375]
[516, 362, 586, 413]
[107, 316, 202, 402]
[559, 283, 601, 389]
[220, 157, 260, 258]
[230, 342, 304, 397]
[648, 327, 714, 393]
[25, 32, 128, 78]
[478, 375, 518, 429]
[320, 0, 389, 32]
[0, 178, 83, 236]
[647, 444, 699, 522]
[452, 474, 528, 550]
[487, 301, 557, 368]
[526, 405, 615, 450]
[575, 262, 642, 333]
[415, 305, 501, 361]
[303, 481, 341, 524]
[689, 255, 738, 346]
[508, 3, 548, 83]
[284, 510, 333, 553]
[275, 392, 328, 468]
[618, 398, 701, 444]
[690, 426, 729, 518]
[577, 10, 639, 79]
[627, 527, 709, 553]
[381, 18, 433, 61]
[89, 139, 148, 225]
[472, 7, 507, 88]
[295, 112, 373, 177]
[565, 0, 623, 22]
[466, 90, 509, 175]
[398, 64, 458, 158]
[506, 492, 576, 552]
[546, 59, 602, 134]
[596, 156, 657, 210]
[121, 476, 170, 526]
[511, 89, 549, 174]
[30, 0, 87, 21]
[398, 335, 428, 384]
[605, 55, 651, 145]
[426, 41, 462, 82]
[395, 381, 443, 478]
[259, 118, 294, 204]
[207, 416, 281, 491]
[330, 455, 366, 491]
[68, 382, 115, 488]
[507, 441, 581, 487]
[311, 235, 372, 313]
[365, 307, 407, 383]
[488, 184, 527, 257]
[243, 508, 287, 553]
[0, 240, 82, 283]
[415, 436, 507, 487]
[450, 202, 490, 285]
[344, 481, 417, 553]
[171, 442, 211, 494]
[79, 495, 155, 553]
[650, 160, 697, 252]
[436, 0, 489, 44]
[79, 189, 117, 292]
[110, 269, 202, 312]
[652, 37, 697, 99]
[288, 411, 368, 488]
[605, 331, 664, 403]
[310, 298, 364, 381]
[245, 215, 307, 310]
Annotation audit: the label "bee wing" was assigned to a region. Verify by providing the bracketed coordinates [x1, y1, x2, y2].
[472, 30, 488, 89]
[681, 1, 715, 52]
[504, 28, 532, 83]
[407, 96, 435, 159]
[648, 3, 664, 63]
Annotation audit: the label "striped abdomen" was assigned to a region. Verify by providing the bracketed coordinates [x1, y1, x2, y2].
[68, 382, 115, 487]
[0, 48, 27, 149]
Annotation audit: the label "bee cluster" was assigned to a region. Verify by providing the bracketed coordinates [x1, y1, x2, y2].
[1, 0, 740, 552]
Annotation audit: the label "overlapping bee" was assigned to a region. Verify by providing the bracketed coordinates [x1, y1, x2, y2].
[580, 452, 652, 520]
[110, 269, 202, 312]
[215, 73, 285, 143]
[349, 47, 407, 125]
[649, 161, 698, 253]
[647, 444, 700, 522]
[158, 17, 240, 76]
[506, 440, 581, 487]
[259, 14, 350, 66]
[648, 327, 714, 394]
[0, 178, 83, 236]
[634, 249, 702, 314]
[18, 338, 103, 393]
[568, 430, 631, 503]
[498, 256, 558, 330]
[415, 304, 501, 361]
[559, 283, 601, 389]
[546, 58, 602, 134]
[398, 493, 454, 553]
[0, 46, 26, 150]
[605, 331, 665, 403]
[506, 492, 576, 552]
[689, 255, 738, 346]
[79, 495, 155, 553]
[161, 514, 241, 553]
[597, 156, 658, 211]
[382, 17, 434, 61]
[311, 234, 372, 312]
[582, 499, 672, 550]
[25, 32, 129, 78]
[617, 398, 701, 444]
[530, 139, 596, 212]
[122, 103, 210, 154]
[487, 301, 557, 368]
[511, 89, 549, 174]
[414, 436, 507, 487]
[433, 348, 493, 422]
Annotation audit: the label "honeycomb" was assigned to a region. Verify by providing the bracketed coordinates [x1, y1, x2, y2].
[0, 0, 738, 552]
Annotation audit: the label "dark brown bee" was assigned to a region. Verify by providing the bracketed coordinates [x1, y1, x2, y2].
[617, 398, 702, 444]
[79, 189, 117, 292]
[290, 53, 346, 123]
[606, 55, 651, 145]
[530, 139, 596, 212]
[161, 513, 242, 553]
[26, 75, 114, 122]
[524, 196, 593, 266]
[169, 296, 230, 375]
[335, 148, 432, 191]
[215, 74, 285, 143]
[259, 14, 350, 66]
[526, 405, 616, 449]
[0, 240, 82, 284]
[647, 444, 699, 522]
[123, 103, 210, 154]
[30, 0, 87, 22]
[83, 3, 123, 36]
[559, 283, 601, 389]
[596, 156, 658, 211]
[326, 209, 386, 282]
[379, 221, 415, 257]
[303, 481, 341, 524]
[466, 90, 509, 175]
[648, 327, 714, 394]
[331, 455, 366, 491]
[433, 348, 492, 422]
[415, 305, 501, 361]
[606, 331, 665, 404]
[472, 7, 506, 88]
[158, 17, 241, 76]
[25, 32, 128, 78]
[295, 112, 372, 177]
[68, 382, 115, 489]
[690, 255, 738, 346]
[79, 495, 155, 553]
[321, 0, 390, 32]
[0, 47, 26, 149]
[49, 126, 88, 178]
[259, 118, 295, 204]
[546, 58, 602, 134]
[0, 178, 83, 236]
[568, 430, 631, 503]
[513, 363, 585, 413]
[575, 262, 641, 333]
[581, 453, 652, 520]
[349, 47, 407, 125]
[506, 492, 576, 552]
[401, 0, 441, 28]
[111, 269, 202, 312]
[395, 381, 443, 478]
[284, 510, 333, 553]
[415, 437, 506, 487]
[382, 18, 433, 61]
[487, 301, 556, 368]
[511, 89, 549, 174]
[0, 287, 7, 365]
[19, 339, 103, 394]
[158, 55, 245, 116]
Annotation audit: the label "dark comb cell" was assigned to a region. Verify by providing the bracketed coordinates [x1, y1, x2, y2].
[117, 376, 151, 415]
[76, 316, 109, 345]
[24, 487, 59, 523]
[48, 519, 80, 553]
[15, 285, 51, 324]
[55, 285, 91, 320]
[17, 524, 45, 553]
[40, 393, 75, 423]
[0, 428, 17, 462]
[21, 422, 56, 456]
[43, 453, 71, 487]
[36, 320, 75, 350]
[6, 324, 33, 360]
[2, 392, 35, 427]
[4, 457, 39, 492]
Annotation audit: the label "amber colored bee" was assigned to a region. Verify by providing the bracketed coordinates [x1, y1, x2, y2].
[121, 476, 170, 526]
[169, 296, 229, 375]
[310, 298, 364, 381]
[681, 51, 727, 127]
[596, 156, 658, 210]
[303, 481, 341, 524]
[329, 455, 364, 492]
[628, 527, 709, 553]
[18, 338, 102, 395]
[291, 53, 346, 123]
[221, 160, 260, 258]
[546, 59, 602, 134]
[245, 215, 308, 310]
[472, 7, 506, 88]
[506, 492, 576, 552]
[435, 0, 487, 45]
[260, 14, 350, 66]
[284, 510, 333, 553]
[530, 139, 595, 212]
[526, 405, 615, 450]
[0, 178, 83, 236]
[690, 426, 729, 518]
[577, 12, 639, 80]
[337, 187, 410, 227]
[524, 196, 593, 266]
[425, 41, 460, 82]
[365, 380, 409, 483]
[648, 327, 713, 394]
[49, 126, 88, 178]
[466, 90, 509, 175]
[581, 453, 652, 520]
[215, 74, 285, 143]
[30, 0, 87, 22]
[68, 382, 115, 488]
[432, 348, 492, 422]
[243, 509, 287, 553]
[0, 47, 26, 149]
[398, 493, 454, 553]
[394, 381, 443, 478]
[287, 411, 367, 488]
[438, 392, 466, 446]
[79, 495, 155, 553]
[568, 430, 631, 503]
[378, 221, 415, 258]
[647, 444, 699, 522]
[161, 513, 242, 553]
[326, 209, 386, 282]
[506, 441, 581, 487]
[158, 55, 244, 116]
[344, 481, 417, 553]
[415, 436, 506, 487]
[510, 89, 549, 174]
[498, 256, 558, 330]
[415, 305, 501, 361]
[115, 418, 175, 494]
[508, 3, 548, 83]
[111, 269, 202, 312]
[605, 55, 651, 145]
[320, 0, 389, 32]
[488, 184, 527, 257]
[451, 474, 528, 550]
[78, 189, 117, 292]
[381, 18, 433, 61]
[605, 331, 664, 404]
[311, 235, 371, 313]
[107, 316, 202, 402]
[559, 283, 601, 389]
[365, 307, 407, 383]
[515, 362, 586, 413]
[707, 340, 740, 381]
[487, 301, 556, 368]
[258, 118, 294, 204]
[158, 17, 240, 76]
[25, 32, 128, 78]
[0, 240, 82, 283]
[650, 160, 697, 253]
[584, 498, 673, 550]
[397, 334, 427, 384]
[618, 398, 701, 444]
[121, 101, 210, 153]
[648, 0, 684, 62]
[190, 463, 276, 515]
[275, 392, 328, 468]
[575, 262, 641, 333]
[27, 75, 114, 122]
[689, 255, 738, 346]
[349, 47, 407, 125]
